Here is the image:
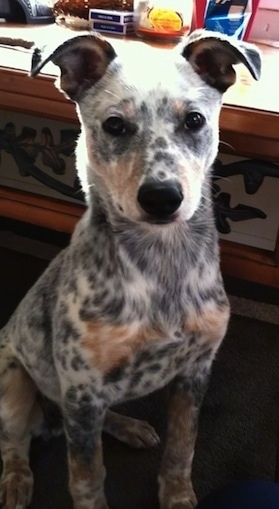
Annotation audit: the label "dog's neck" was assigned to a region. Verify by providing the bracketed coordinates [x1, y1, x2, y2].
[84, 181, 217, 264]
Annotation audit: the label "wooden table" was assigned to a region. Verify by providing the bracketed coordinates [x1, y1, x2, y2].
[0, 23, 279, 287]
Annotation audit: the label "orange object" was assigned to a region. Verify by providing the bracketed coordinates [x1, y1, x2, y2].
[134, 1, 193, 41]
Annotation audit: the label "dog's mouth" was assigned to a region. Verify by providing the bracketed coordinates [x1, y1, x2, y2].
[142, 212, 180, 225]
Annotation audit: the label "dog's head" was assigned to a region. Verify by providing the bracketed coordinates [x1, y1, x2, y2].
[31, 30, 261, 225]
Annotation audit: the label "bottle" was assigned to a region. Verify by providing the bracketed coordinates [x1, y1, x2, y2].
[134, 0, 193, 42]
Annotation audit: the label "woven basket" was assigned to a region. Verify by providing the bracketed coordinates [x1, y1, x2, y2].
[54, 0, 133, 17]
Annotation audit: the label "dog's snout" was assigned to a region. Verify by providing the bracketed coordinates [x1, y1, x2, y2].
[137, 180, 183, 219]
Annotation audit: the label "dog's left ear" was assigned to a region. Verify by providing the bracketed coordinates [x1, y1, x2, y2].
[30, 33, 116, 100]
[182, 29, 261, 92]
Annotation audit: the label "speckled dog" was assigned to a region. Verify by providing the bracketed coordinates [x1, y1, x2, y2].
[0, 30, 260, 509]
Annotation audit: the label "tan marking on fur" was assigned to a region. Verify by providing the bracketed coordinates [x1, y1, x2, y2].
[0, 350, 43, 443]
[173, 99, 186, 116]
[81, 322, 163, 373]
[0, 443, 34, 508]
[2, 366, 36, 416]
[159, 392, 198, 508]
[161, 392, 198, 474]
[0, 348, 42, 509]
[184, 302, 230, 343]
[113, 153, 143, 206]
[4, 453, 31, 477]
[121, 99, 137, 118]
[69, 437, 106, 508]
[85, 130, 146, 220]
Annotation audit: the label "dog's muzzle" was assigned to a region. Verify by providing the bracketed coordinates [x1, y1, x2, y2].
[137, 179, 183, 222]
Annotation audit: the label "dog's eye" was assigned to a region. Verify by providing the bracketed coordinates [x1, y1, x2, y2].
[184, 112, 205, 131]
[102, 116, 126, 136]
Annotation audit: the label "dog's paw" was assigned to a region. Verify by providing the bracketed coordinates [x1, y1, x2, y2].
[161, 497, 197, 509]
[105, 412, 160, 448]
[159, 477, 197, 509]
[0, 468, 33, 509]
[121, 417, 160, 448]
[160, 493, 197, 509]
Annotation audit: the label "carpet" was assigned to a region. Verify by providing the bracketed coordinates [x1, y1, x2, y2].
[0, 246, 278, 509]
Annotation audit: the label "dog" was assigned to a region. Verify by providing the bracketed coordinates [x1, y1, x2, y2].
[0, 29, 261, 509]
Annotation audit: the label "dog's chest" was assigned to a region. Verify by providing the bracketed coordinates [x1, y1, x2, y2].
[76, 295, 228, 405]
[79, 324, 187, 403]
[50, 233, 228, 405]
[102, 334, 204, 404]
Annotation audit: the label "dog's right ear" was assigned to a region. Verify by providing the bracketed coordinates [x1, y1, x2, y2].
[181, 29, 261, 93]
[30, 33, 117, 101]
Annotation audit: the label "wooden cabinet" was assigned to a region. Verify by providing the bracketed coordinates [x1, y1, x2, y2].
[0, 24, 278, 287]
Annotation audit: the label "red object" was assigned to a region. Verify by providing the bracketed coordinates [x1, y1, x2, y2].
[193, 0, 260, 40]
[245, 0, 261, 40]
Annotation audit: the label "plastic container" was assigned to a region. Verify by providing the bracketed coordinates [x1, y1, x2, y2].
[134, 0, 193, 42]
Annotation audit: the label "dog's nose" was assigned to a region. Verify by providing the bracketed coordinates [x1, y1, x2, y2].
[137, 180, 183, 219]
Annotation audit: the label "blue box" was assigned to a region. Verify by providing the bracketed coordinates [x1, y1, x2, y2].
[91, 21, 135, 35]
[204, 0, 251, 40]
[89, 9, 134, 24]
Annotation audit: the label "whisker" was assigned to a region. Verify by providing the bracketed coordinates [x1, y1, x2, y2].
[219, 140, 235, 151]
[212, 175, 232, 183]
[104, 89, 121, 99]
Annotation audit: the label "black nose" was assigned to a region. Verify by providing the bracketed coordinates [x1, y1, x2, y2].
[137, 180, 183, 219]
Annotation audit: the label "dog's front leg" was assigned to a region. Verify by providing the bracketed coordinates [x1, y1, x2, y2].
[62, 386, 108, 509]
[158, 370, 210, 509]
[159, 299, 230, 509]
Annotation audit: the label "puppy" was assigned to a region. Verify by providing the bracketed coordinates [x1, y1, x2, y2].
[0, 30, 261, 509]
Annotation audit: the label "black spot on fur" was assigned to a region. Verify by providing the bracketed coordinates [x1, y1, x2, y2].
[104, 365, 125, 384]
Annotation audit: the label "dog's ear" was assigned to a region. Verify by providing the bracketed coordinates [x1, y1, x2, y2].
[182, 29, 261, 92]
[30, 33, 116, 100]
